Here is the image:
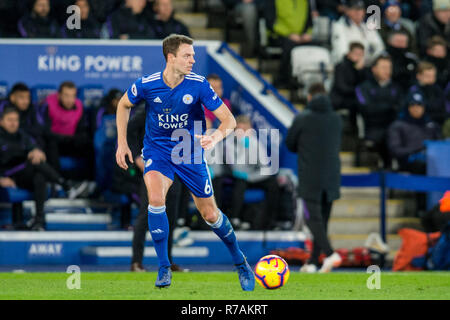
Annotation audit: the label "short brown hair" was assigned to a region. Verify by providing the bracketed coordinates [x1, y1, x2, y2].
[162, 34, 194, 61]
[349, 42, 364, 52]
[235, 114, 252, 125]
[427, 36, 447, 50]
[416, 61, 436, 74]
[308, 83, 326, 97]
[58, 81, 76, 93]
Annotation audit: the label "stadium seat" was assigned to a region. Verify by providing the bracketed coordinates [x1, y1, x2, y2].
[0, 81, 8, 100]
[290, 45, 333, 91]
[102, 190, 131, 206]
[243, 188, 266, 203]
[0, 187, 33, 203]
[31, 84, 57, 106]
[78, 85, 104, 109]
[59, 156, 88, 172]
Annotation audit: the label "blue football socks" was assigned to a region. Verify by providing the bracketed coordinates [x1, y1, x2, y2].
[148, 205, 170, 268]
[208, 210, 245, 265]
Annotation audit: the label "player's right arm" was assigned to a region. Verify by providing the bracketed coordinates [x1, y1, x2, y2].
[115, 91, 135, 170]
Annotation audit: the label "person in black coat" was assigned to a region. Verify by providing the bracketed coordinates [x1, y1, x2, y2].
[0, 83, 44, 148]
[0, 107, 84, 230]
[149, 0, 191, 39]
[106, 0, 155, 39]
[424, 36, 449, 90]
[286, 83, 342, 273]
[408, 61, 448, 126]
[416, 2, 450, 56]
[330, 41, 366, 130]
[387, 93, 441, 174]
[17, 0, 61, 38]
[61, 0, 101, 39]
[355, 53, 403, 167]
[123, 105, 184, 272]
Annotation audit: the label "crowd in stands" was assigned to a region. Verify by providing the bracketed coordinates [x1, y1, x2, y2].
[0, 0, 449, 231]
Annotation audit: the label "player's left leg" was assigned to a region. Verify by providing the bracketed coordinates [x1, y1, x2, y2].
[192, 194, 255, 291]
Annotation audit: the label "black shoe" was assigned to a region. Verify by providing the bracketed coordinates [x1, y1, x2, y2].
[30, 222, 45, 231]
[171, 264, 189, 272]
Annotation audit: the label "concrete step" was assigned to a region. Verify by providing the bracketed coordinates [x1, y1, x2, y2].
[175, 12, 208, 28]
[341, 167, 371, 174]
[261, 73, 273, 84]
[340, 187, 380, 200]
[190, 27, 223, 40]
[329, 234, 402, 252]
[244, 58, 258, 70]
[340, 152, 354, 168]
[328, 217, 421, 235]
[331, 198, 417, 218]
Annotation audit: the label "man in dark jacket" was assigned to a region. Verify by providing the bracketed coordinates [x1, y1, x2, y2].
[0, 83, 44, 148]
[330, 41, 366, 130]
[286, 83, 342, 273]
[0, 107, 85, 230]
[424, 36, 450, 90]
[387, 93, 441, 174]
[17, 0, 61, 38]
[106, 0, 155, 39]
[149, 0, 191, 39]
[355, 53, 403, 167]
[416, 0, 450, 56]
[385, 31, 418, 92]
[62, 0, 101, 39]
[124, 105, 184, 272]
[408, 61, 448, 125]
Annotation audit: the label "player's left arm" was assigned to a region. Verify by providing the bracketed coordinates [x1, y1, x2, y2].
[196, 103, 236, 150]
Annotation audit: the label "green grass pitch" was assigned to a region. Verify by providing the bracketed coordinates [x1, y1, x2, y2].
[1, 272, 449, 300]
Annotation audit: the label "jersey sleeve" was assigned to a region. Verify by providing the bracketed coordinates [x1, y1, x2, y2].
[199, 80, 223, 112]
[126, 77, 144, 105]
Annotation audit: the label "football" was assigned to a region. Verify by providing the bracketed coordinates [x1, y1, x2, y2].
[254, 255, 290, 289]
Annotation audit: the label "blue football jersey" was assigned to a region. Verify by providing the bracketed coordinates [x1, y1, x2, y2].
[126, 72, 223, 162]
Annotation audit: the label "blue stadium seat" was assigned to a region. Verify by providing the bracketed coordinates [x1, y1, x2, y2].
[59, 156, 88, 172]
[244, 189, 266, 203]
[0, 81, 8, 100]
[31, 84, 57, 106]
[78, 85, 104, 109]
[0, 187, 33, 203]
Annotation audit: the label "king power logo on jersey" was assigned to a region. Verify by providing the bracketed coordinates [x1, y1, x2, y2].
[158, 113, 189, 129]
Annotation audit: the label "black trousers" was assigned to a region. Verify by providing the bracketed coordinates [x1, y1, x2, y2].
[230, 176, 280, 230]
[11, 161, 62, 225]
[303, 192, 334, 266]
[131, 175, 182, 265]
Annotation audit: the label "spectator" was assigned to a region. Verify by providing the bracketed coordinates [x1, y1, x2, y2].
[17, 0, 61, 38]
[330, 41, 366, 131]
[355, 53, 403, 167]
[0, 83, 43, 147]
[408, 61, 448, 125]
[37, 81, 93, 179]
[106, 0, 155, 39]
[204, 74, 232, 130]
[149, 0, 191, 39]
[310, 0, 345, 20]
[92, 89, 121, 191]
[62, 0, 101, 38]
[271, 0, 314, 87]
[424, 36, 450, 89]
[0, 107, 87, 230]
[379, 0, 416, 52]
[416, 0, 450, 56]
[222, 0, 261, 57]
[387, 93, 441, 174]
[331, 0, 385, 65]
[88, 0, 122, 24]
[226, 115, 280, 230]
[285, 83, 342, 273]
[385, 30, 418, 92]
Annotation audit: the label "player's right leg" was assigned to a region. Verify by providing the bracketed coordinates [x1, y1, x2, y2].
[144, 169, 173, 287]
